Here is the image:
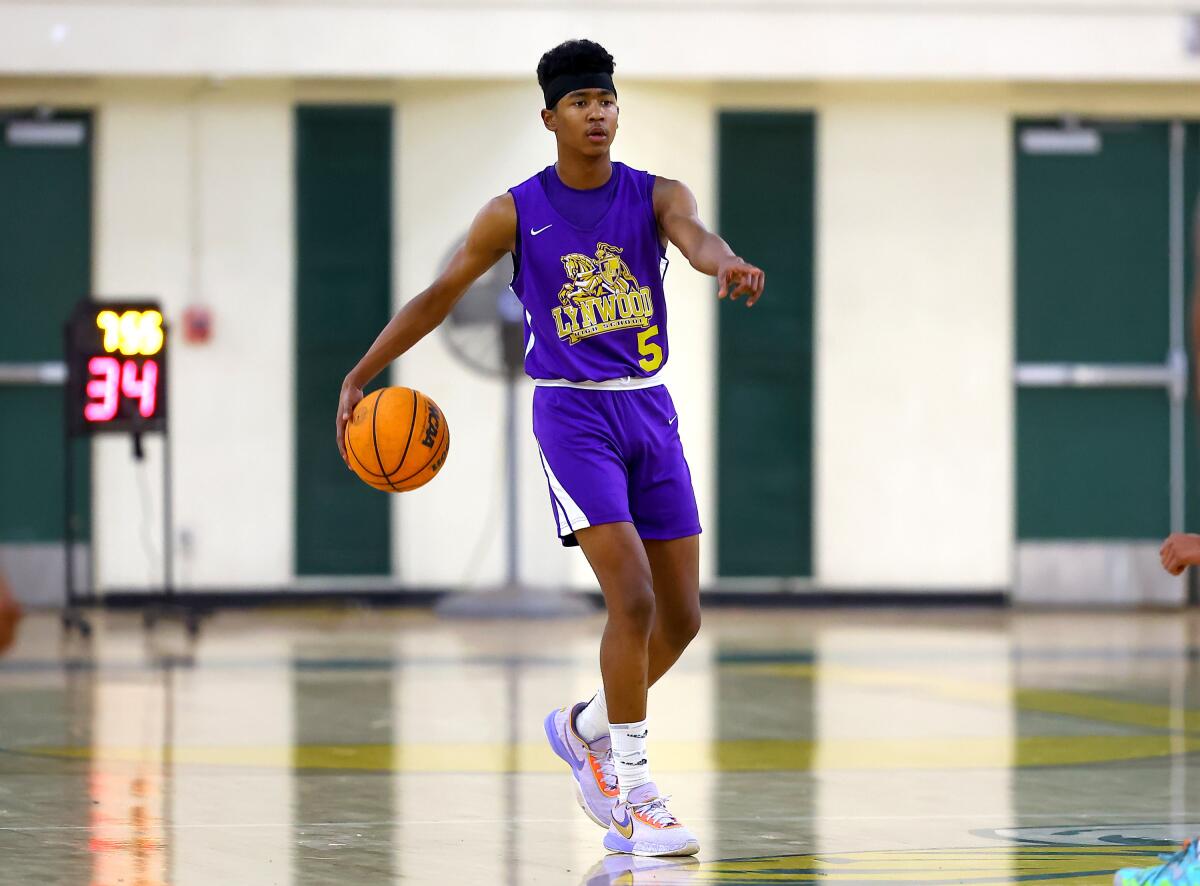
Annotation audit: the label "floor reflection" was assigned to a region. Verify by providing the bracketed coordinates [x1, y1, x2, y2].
[0, 608, 1198, 884]
[90, 663, 170, 886]
[292, 645, 394, 885]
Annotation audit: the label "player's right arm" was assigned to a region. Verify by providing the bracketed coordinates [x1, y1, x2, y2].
[335, 194, 516, 465]
[1160, 207, 1200, 575]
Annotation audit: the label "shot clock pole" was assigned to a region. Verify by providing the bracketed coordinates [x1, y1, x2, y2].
[61, 323, 91, 635]
[63, 298, 199, 636]
[163, 418, 173, 598]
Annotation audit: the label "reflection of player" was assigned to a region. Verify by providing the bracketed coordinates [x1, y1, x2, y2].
[0, 570, 21, 656]
[334, 39, 763, 858]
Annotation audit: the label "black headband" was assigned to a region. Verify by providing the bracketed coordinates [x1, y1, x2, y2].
[543, 73, 617, 110]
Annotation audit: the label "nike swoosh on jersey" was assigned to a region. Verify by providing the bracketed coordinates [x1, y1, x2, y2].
[668, 415, 678, 425]
[530, 224, 553, 236]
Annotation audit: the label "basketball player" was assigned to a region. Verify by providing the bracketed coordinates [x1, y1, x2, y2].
[1156, 202, 1200, 587]
[1112, 209, 1200, 886]
[335, 39, 763, 856]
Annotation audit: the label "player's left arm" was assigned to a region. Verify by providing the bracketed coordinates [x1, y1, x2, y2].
[652, 176, 764, 306]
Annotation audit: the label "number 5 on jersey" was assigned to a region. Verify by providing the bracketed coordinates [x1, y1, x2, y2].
[637, 325, 663, 372]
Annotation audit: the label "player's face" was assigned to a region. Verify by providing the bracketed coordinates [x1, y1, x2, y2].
[544, 89, 619, 156]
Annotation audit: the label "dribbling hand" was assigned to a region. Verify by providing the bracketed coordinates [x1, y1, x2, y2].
[336, 379, 364, 468]
[716, 257, 765, 307]
[1160, 532, 1200, 576]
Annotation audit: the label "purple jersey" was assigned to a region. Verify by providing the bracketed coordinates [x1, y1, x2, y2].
[509, 163, 669, 383]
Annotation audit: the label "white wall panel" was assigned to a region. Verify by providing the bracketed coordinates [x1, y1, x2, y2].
[816, 99, 1012, 588]
[93, 99, 190, 590]
[92, 90, 292, 590]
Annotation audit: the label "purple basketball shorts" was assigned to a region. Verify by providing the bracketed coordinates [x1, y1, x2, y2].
[531, 384, 702, 547]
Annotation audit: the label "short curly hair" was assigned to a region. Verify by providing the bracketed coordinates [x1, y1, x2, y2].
[536, 39, 615, 90]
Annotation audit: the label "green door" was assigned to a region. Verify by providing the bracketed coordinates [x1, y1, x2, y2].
[1014, 119, 1200, 601]
[295, 106, 392, 576]
[0, 111, 92, 599]
[716, 112, 815, 578]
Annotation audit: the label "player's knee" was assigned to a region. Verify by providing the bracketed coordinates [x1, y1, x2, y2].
[664, 607, 701, 650]
[608, 579, 656, 632]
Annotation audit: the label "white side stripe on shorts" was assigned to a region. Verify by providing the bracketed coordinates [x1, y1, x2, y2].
[538, 450, 570, 533]
[536, 440, 590, 535]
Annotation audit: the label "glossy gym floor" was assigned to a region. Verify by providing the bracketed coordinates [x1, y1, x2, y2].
[0, 606, 1195, 885]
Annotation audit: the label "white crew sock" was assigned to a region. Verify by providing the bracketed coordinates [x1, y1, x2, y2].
[609, 718, 651, 801]
[574, 687, 609, 745]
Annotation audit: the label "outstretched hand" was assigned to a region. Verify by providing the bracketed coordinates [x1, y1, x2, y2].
[717, 257, 765, 307]
[335, 379, 364, 468]
[1161, 532, 1200, 576]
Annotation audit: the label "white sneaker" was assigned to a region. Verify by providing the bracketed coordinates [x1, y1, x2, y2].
[543, 702, 619, 828]
[603, 782, 699, 857]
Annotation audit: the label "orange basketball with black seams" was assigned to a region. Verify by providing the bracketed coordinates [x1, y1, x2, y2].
[345, 387, 450, 493]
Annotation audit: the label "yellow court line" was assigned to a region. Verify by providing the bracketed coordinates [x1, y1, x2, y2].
[22, 733, 1200, 773]
[733, 662, 1200, 734]
[1015, 688, 1200, 733]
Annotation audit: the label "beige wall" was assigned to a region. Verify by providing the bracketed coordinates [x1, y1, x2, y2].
[8, 77, 1200, 592]
[816, 98, 1012, 589]
[88, 85, 293, 591]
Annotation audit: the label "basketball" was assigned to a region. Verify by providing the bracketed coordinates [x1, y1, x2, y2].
[344, 386, 449, 492]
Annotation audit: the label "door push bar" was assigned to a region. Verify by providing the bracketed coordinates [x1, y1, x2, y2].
[0, 362, 67, 385]
[1015, 349, 1189, 401]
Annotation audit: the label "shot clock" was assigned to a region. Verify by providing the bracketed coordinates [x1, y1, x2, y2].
[60, 298, 188, 635]
[66, 300, 168, 436]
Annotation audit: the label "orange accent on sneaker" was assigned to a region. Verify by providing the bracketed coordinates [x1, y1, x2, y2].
[588, 753, 618, 797]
